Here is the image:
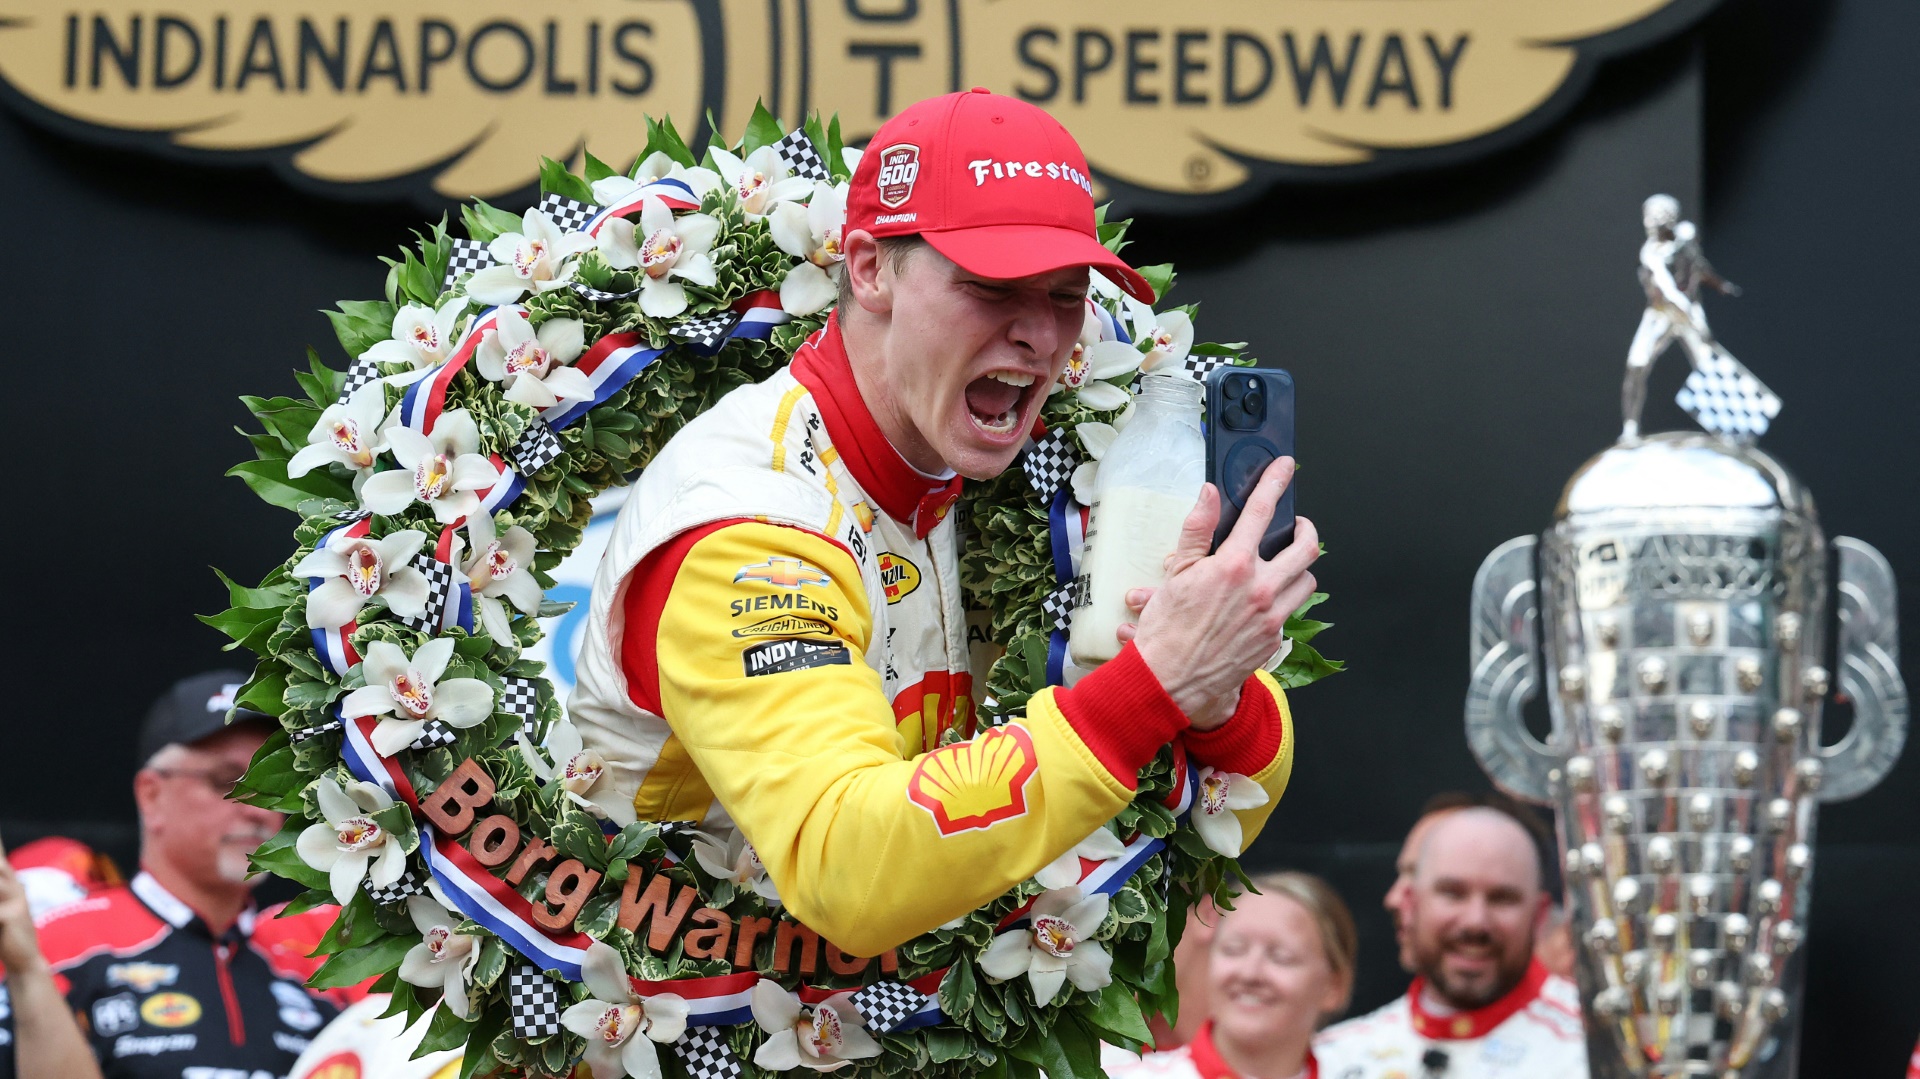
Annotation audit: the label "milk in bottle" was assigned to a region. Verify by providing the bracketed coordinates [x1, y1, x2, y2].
[1068, 374, 1206, 667]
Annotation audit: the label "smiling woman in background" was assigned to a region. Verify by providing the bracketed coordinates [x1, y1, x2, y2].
[1113, 872, 1357, 1079]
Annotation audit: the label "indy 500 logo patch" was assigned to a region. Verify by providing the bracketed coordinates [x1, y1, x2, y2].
[877, 143, 920, 209]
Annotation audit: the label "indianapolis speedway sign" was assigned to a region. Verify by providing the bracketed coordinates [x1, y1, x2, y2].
[0, 0, 1720, 211]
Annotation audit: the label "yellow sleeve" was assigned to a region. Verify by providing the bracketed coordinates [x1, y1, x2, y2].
[653, 521, 1191, 955]
[1181, 669, 1295, 851]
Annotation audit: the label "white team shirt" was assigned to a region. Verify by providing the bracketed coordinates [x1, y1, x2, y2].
[1315, 962, 1586, 1079]
[1105, 1022, 1319, 1079]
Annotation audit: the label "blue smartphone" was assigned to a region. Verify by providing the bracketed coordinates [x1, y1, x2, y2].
[1204, 367, 1296, 558]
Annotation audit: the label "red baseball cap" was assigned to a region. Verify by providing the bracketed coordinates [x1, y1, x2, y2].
[845, 88, 1156, 304]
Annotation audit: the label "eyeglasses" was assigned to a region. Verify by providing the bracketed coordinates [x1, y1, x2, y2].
[149, 767, 247, 797]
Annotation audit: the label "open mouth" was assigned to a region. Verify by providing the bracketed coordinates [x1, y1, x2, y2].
[964, 369, 1039, 438]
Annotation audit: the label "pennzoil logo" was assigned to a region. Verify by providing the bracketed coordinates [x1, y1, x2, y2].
[139, 991, 202, 1028]
[907, 724, 1038, 835]
[877, 553, 921, 604]
[0, 0, 1721, 209]
[734, 557, 831, 589]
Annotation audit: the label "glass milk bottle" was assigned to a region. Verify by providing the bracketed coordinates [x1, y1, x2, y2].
[1069, 373, 1206, 667]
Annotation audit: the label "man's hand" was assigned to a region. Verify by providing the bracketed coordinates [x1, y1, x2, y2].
[1121, 458, 1319, 730]
[0, 835, 49, 977]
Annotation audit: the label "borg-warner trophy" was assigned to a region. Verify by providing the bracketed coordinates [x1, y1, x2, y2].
[1466, 197, 1907, 1078]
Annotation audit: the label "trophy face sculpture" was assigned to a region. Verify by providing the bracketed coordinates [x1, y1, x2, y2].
[1466, 196, 1906, 1078]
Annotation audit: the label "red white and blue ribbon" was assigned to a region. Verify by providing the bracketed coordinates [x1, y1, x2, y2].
[307, 518, 370, 676]
[339, 709, 596, 981]
[730, 292, 789, 341]
[1087, 296, 1131, 346]
[474, 454, 527, 517]
[419, 525, 477, 634]
[583, 178, 702, 236]
[542, 331, 665, 430]
[1044, 489, 1091, 686]
[399, 305, 515, 434]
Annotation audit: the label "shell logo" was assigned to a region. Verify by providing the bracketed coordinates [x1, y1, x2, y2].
[907, 724, 1038, 835]
[299, 1052, 364, 1079]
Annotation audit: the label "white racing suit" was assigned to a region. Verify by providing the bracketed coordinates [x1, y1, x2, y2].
[1315, 962, 1587, 1079]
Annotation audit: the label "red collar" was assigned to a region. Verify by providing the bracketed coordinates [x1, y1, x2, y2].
[1407, 960, 1550, 1040]
[789, 312, 963, 539]
[1187, 1022, 1317, 1079]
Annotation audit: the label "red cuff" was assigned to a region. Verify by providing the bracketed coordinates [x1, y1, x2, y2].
[1053, 643, 1190, 788]
[1181, 675, 1283, 777]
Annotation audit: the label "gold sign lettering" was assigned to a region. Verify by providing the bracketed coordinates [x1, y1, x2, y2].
[0, 0, 1719, 206]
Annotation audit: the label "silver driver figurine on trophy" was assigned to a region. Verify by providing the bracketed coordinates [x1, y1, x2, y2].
[1465, 196, 1907, 1078]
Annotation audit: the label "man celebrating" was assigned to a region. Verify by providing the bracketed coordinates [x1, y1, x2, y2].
[1317, 808, 1585, 1079]
[570, 88, 1318, 956]
[0, 673, 351, 1079]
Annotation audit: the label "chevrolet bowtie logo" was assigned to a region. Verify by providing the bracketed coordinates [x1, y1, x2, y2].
[734, 557, 832, 589]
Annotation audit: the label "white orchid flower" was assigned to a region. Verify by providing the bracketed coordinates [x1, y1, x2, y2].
[475, 309, 592, 410]
[294, 528, 430, 630]
[1034, 827, 1129, 891]
[1191, 767, 1270, 858]
[294, 776, 407, 905]
[288, 383, 391, 481]
[514, 720, 611, 814]
[710, 145, 814, 217]
[1068, 421, 1120, 506]
[598, 196, 721, 318]
[397, 892, 481, 1018]
[841, 147, 864, 175]
[362, 298, 468, 372]
[750, 980, 880, 1072]
[591, 156, 724, 204]
[690, 831, 780, 905]
[1123, 302, 1195, 374]
[978, 887, 1113, 1006]
[466, 209, 595, 305]
[340, 638, 496, 756]
[770, 181, 849, 316]
[1054, 311, 1144, 412]
[358, 409, 500, 524]
[560, 941, 690, 1079]
[457, 513, 543, 642]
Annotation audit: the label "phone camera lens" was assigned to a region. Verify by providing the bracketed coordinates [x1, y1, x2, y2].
[1222, 379, 1244, 401]
[1243, 390, 1264, 417]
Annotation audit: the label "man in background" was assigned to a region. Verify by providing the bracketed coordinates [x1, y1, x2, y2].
[0, 672, 352, 1078]
[1317, 807, 1585, 1078]
[1383, 792, 1563, 975]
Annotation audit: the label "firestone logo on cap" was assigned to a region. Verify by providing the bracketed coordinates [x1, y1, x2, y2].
[876, 143, 920, 209]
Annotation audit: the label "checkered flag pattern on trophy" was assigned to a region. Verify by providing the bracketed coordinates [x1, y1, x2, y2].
[1676, 348, 1782, 439]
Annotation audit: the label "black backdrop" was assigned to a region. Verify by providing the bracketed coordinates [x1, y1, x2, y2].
[6, 0, 1914, 1070]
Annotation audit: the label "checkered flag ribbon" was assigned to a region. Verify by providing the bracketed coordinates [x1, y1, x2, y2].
[1676, 350, 1781, 439]
[509, 419, 565, 475]
[537, 192, 598, 234]
[408, 720, 460, 752]
[442, 237, 495, 293]
[673, 1025, 745, 1079]
[851, 981, 928, 1033]
[338, 356, 383, 404]
[362, 866, 425, 905]
[1179, 353, 1236, 381]
[499, 676, 540, 738]
[507, 965, 563, 1040]
[331, 508, 372, 523]
[1021, 427, 1079, 500]
[771, 128, 832, 182]
[571, 280, 642, 302]
[669, 311, 741, 351]
[397, 554, 458, 634]
[1042, 581, 1079, 634]
[288, 718, 343, 745]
